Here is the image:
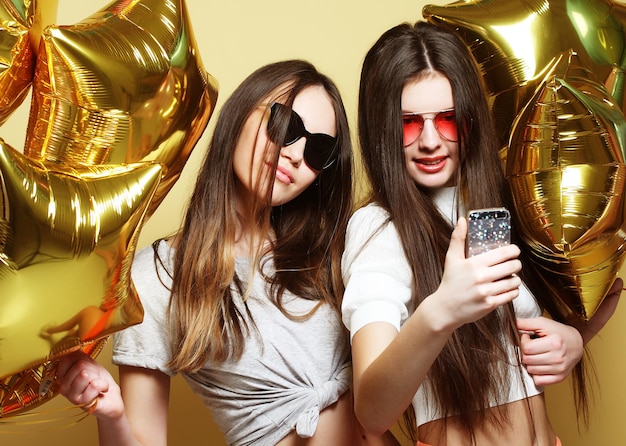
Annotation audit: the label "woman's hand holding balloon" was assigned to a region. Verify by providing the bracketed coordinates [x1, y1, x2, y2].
[56, 351, 123, 420]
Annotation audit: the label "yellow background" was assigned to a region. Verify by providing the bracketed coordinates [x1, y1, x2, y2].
[1, 1, 624, 445]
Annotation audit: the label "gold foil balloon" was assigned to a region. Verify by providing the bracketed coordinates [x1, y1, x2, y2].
[23, 0, 218, 216]
[0, 139, 162, 416]
[505, 50, 626, 322]
[423, 0, 626, 146]
[0, 0, 58, 125]
[0, 0, 219, 419]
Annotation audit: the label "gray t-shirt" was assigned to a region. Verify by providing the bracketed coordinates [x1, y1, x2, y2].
[113, 240, 351, 446]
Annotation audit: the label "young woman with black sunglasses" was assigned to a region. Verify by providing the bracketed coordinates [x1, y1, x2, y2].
[341, 22, 622, 446]
[55, 59, 400, 446]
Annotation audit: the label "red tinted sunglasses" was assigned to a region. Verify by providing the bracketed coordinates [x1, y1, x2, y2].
[402, 108, 457, 146]
[267, 102, 338, 171]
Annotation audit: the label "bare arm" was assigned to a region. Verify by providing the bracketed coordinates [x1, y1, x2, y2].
[116, 365, 170, 446]
[56, 353, 170, 446]
[578, 277, 623, 345]
[351, 308, 452, 436]
[351, 218, 523, 435]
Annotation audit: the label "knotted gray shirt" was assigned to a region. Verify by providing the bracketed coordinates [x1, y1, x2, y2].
[113, 240, 351, 445]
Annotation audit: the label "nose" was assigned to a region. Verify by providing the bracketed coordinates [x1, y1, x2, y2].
[280, 138, 305, 166]
[418, 118, 442, 150]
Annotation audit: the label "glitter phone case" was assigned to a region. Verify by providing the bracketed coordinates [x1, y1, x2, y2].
[466, 207, 511, 257]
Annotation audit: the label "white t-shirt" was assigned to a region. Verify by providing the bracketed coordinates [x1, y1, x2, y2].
[341, 196, 542, 426]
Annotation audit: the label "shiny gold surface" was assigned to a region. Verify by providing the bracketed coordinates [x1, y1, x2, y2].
[0, 139, 162, 416]
[0, 0, 218, 417]
[423, 0, 626, 145]
[0, 0, 58, 125]
[23, 0, 218, 216]
[505, 51, 626, 321]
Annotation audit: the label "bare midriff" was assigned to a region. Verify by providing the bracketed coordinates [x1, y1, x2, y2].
[418, 394, 557, 446]
[276, 391, 401, 446]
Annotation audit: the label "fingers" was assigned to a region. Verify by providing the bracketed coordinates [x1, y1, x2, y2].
[56, 352, 110, 410]
[525, 368, 565, 386]
[479, 276, 521, 306]
[516, 316, 547, 338]
[448, 217, 468, 259]
[517, 317, 570, 357]
[438, 218, 523, 327]
[473, 245, 522, 269]
[483, 264, 522, 288]
[518, 317, 583, 386]
[449, 217, 522, 285]
[520, 336, 569, 385]
[520, 331, 565, 362]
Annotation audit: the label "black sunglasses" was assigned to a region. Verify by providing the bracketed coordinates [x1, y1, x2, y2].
[266, 102, 338, 171]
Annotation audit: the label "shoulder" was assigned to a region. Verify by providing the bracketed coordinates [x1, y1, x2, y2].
[346, 203, 395, 242]
[348, 202, 390, 227]
[130, 240, 173, 311]
[341, 204, 413, 335]
[114, 241, 174, 374]
[342, 202, 410, 287]
[132, 241, 158, 267]
[132, 239, 173, 279]
[345, 203, 403, 254]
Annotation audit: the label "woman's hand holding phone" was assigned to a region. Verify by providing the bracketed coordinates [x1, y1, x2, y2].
[433, 215, 522, 330]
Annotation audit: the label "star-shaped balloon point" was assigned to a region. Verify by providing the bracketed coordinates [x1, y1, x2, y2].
[24, 0, 219, 217]
[0, 139, 162, 416]
[423, 0, 626, 146]
[0, 0, 218, 418]
[0, 0, 58, 125]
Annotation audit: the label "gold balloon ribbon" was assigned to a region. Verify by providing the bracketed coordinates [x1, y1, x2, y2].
[0, 139, 163, 416]
[0, 397, 98, 433]
[505, 50, 626, 321]
[23, 0, 219, 216]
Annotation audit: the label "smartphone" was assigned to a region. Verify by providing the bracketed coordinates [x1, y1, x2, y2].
[466, 207, 511, 257]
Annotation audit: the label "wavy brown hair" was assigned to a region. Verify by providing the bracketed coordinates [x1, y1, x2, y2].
[357, 22, 589, 442]
[162, 60, 353, 373]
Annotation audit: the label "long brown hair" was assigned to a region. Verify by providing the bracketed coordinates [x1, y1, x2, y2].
[358, 21, 588, 442]
[164, 60, 353, 373]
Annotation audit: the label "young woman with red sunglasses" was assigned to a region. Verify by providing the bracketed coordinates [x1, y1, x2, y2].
[341, 22, 622, 445]
[56, 60, 399, 446]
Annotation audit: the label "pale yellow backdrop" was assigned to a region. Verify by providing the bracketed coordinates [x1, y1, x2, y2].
[1, 1, 624, 445]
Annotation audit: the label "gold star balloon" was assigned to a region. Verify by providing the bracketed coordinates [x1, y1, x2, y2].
[423, 0, 626, 146]
[0, 139, 162, 417]
[23, 0, 218, 216]
[505, 50, 626, 322]
[0, 0, 58, 125]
